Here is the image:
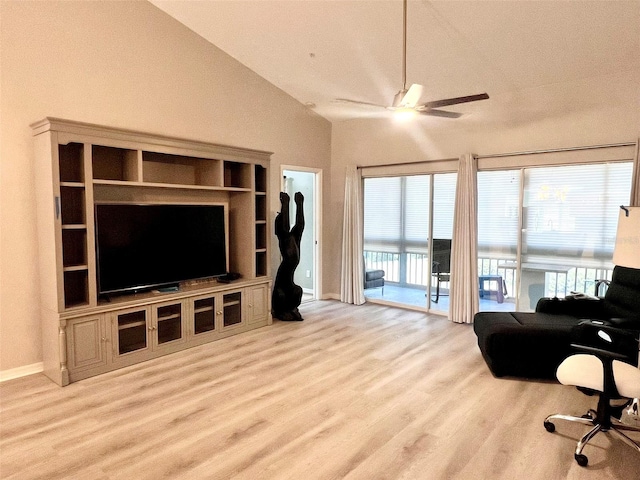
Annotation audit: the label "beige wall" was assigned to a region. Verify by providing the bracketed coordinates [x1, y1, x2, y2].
[0, 0, 331, 373]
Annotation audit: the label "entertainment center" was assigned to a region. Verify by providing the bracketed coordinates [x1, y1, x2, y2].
[33, 118, 272, 386]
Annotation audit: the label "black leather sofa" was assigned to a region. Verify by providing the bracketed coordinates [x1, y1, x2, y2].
[473, 266, 640, 379]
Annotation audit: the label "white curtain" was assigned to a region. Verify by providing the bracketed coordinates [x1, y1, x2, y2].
[340, 166, 365, 305]
[450, 153, 479, 323]
[631, 139, 640, 207]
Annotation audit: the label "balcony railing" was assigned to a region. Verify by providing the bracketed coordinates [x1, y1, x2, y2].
[364, 250, 612, 299]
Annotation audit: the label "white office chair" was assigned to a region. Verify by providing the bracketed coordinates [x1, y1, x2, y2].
[543, 322, 640, 466]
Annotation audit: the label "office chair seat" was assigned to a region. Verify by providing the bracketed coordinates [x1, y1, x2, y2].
[544, 353, 640, 466]
[557, 354, 640, 399]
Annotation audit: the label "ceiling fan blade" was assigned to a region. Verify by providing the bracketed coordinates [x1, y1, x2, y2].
[419, 93, 489, 109]
[419, 109, 463, 118]
[399, 84, 423, 108]
[334, 98, 387, 109]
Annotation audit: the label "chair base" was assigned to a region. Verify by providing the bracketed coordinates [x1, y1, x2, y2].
[544, 405, 640, 466]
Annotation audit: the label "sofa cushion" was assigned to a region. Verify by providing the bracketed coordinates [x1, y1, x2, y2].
[474, 312, 581, 379]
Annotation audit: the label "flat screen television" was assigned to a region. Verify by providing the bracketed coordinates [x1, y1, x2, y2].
[95, 203, 228, 296]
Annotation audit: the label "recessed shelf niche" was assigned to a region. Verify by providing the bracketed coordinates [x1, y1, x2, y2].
[92, 145, 138, 182]
[143, 151, 221, 187]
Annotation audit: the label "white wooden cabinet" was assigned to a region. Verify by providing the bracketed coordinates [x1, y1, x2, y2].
[247, 283, 270, 325]
[33, 118, 272, 386]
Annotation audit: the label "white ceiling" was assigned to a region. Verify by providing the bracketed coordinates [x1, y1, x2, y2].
[151, 0, 640, 125]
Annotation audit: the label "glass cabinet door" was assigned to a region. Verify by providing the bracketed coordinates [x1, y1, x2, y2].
[222, 292, 243, 328]
[155, 303, 183, 345]
[193, 296, 216, 335]
[115, 309, 149, 356]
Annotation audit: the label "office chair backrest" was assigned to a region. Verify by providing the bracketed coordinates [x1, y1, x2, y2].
[603, 266, 640, 322]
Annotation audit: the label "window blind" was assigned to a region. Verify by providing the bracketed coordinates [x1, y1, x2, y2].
[404, 175, 430, 253]
[432, 173, 457, 240]
[523, 162, 633, 262]
[477, 170, 520, 256]
[363, 177, 402, 252]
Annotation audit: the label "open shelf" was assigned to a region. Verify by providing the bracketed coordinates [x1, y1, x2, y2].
[143, 151, 221, 187]
[255, 195, 266, 222]
[255, 165, 267, 193]
[63, 270, 89, 308]
[59, 186, 86, 225]
[255, 222, 267, 250]
[224, 161, 251, 189]
[255, 251, 267, 277]
[92, 145, 138, 182]
[62, 229, 87, 268]
[58, 143, 84, 183]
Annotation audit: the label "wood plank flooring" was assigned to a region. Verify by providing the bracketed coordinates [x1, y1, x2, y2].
[2, 300, 640, 479]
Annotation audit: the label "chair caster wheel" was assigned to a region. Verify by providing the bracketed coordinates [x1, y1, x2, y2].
[575, 453, 588, 467]
[544, 421, 555, 433]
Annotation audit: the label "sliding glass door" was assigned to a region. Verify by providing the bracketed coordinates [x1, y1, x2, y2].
[363, 173, 455, 311]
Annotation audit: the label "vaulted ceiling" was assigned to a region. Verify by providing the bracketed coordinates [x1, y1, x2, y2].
[151, 0, 640, 127]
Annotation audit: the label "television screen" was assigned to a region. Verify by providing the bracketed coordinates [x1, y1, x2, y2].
[95, 203, 227, 295]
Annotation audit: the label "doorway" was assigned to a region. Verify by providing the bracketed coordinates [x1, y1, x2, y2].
[281, 166, 322, 302]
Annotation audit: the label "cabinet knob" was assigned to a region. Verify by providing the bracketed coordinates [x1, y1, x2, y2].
[216, 311, 223, 316]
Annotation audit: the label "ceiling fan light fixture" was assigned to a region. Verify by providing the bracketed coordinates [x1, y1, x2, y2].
[393, 107, 418, 121]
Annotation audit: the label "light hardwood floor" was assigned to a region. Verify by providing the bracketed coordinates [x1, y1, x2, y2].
[2, 300, 639, 479]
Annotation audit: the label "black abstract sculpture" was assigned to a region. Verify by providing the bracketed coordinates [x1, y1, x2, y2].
[272, 192, 304, 321]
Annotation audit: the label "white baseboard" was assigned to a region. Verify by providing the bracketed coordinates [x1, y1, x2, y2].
[0, 362, 43, 382]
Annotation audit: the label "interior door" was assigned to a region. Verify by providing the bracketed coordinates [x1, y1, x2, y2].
[281, 167, 321, 302]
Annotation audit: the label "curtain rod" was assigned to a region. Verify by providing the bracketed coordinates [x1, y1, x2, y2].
[476, 141, 636, 159]
[356, 141, 636, 169]
[357, 157, 458, 169]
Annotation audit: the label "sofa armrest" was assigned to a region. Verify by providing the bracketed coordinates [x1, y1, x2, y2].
[535, 296, 606, 318]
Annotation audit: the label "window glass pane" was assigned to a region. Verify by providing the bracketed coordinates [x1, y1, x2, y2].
[477, 170, 520, 312]
[433, 173, 456, 239]
[430, 173, 456, 313]
[523, 162, 632, 263]
[363, 177, 402, 252]
[519, 161, 633, 310]
[404, 175, 430, 253]
[477, 170, 520, 256]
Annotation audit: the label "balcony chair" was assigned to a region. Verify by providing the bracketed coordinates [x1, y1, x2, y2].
[544, 321, 640, 467]
[474, 265, 640, 379]
[364, 267, 385, 295]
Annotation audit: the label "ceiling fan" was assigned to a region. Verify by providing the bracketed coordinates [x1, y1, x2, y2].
[336, 0, 489, 118]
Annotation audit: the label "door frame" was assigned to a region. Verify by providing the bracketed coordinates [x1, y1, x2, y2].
[280, 165, 323, 301]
